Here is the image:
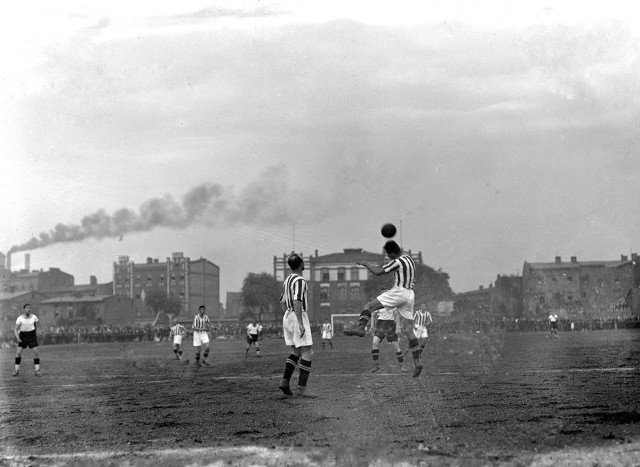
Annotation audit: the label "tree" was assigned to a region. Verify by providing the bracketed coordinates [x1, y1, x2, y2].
[241, 272, 282, 321]
[145, 289, 182, 317]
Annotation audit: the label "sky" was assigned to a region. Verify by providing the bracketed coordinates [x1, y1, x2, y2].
[2, 1, 640, 302]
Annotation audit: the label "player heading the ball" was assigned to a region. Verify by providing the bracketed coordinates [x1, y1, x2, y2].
[344, 240, 424, 378]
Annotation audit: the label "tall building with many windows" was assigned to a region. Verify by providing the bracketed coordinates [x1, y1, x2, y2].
[113, 252, 220, 320]
[274, 248, 423, 324]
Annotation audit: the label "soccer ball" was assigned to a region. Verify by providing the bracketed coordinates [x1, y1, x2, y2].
[381, 223, 397, 238]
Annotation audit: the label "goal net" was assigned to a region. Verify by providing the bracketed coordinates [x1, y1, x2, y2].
[330, 314, 361, 335]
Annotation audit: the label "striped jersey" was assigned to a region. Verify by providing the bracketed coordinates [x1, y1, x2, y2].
[414, 310, 432, 327]
[192, 313, 211, 332]
[170, 323, 186, 337]
[282, 273, 308, 312]
[382, 254, 416, 289]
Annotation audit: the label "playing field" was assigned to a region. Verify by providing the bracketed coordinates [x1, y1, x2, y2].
[1, 330, 640, 466]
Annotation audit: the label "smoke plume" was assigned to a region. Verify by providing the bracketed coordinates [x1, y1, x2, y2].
[8, 165, 303, 254]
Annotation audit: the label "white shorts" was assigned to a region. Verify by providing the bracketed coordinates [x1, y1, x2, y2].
[193, 331, 209, 347]
[322, 331, 332, 339]
[173, 336, 183, 346]
[414, 325, 428, 339]
[377, 286, 414, 320]
[283, 311, 313, 348]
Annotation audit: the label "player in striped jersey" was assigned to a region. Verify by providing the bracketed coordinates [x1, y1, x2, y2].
[344, 240, 424, 377]
[192, 305, 215, 367]
[413, 303, 433, 357]
[278, 254, 316, 398]
[169, 321, 187, 360]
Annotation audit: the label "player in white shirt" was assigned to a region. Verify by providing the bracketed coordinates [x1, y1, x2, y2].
[321, 320, 333, 349]
[245, 319, 262, 357]
[549, 313, 559, 337]
[169, 321, 187, 360]
[13, 304, 41, 377]
[413, 303, 433, 357]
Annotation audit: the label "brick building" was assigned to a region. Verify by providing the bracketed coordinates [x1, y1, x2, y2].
[0, 252, 74, 294]
[113, 252, 220, 321]
[0, 290, 49, 332]
[41, 276, 113, 298]
[522, 254, 640, 320]
[274, 248, 423, 324]
[38, 294, 135, 328]
[456, 275, 523, 322]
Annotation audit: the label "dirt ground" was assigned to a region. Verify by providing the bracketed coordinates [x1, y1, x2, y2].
[1, 329, 640, 466]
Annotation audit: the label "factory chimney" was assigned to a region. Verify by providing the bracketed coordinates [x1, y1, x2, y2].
[25, 253, 31, 272]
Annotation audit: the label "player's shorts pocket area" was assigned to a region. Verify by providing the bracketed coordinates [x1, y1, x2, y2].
[18, 331, 38, 348]
[375, 320, 398, 342]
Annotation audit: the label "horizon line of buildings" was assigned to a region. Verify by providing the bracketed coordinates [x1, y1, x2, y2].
[1, 248, 639, 330]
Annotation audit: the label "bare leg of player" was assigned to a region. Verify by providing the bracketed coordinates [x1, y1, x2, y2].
[397, 315, 423, 377]
[344, 299, 383, 337]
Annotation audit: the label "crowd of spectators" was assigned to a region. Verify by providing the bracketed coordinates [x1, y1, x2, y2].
[0, 321, 288, 347]
[1, 316, 638, 348]
[430, 316, 640, 334]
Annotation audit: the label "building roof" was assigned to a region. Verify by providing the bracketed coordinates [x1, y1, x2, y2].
[525, 260, 630, 270]
[10, 272, 39, 278]
[41, 282, 113, 293]
[312, 248, 384, 264]
[40, 295, 114, 304]
[0, 290, 46, 301]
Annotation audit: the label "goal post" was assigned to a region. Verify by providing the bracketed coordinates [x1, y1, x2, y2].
[330, 314, 361, 335]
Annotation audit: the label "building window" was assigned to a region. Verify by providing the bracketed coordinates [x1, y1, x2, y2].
[337, 284, 347, 300]
[320, 286, 329, 303]
[350, 267, 359, 281]
[337, 268, 345, 281]
[321, 269, 330, 281]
